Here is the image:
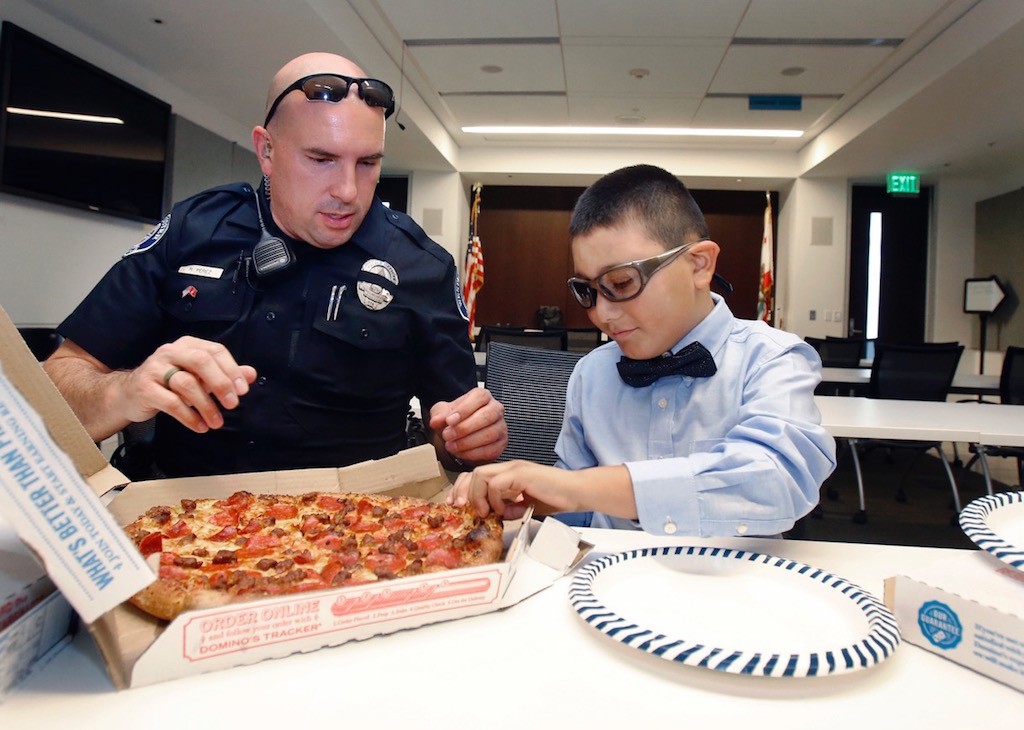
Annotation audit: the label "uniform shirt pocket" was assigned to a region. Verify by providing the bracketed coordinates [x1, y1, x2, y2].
[311, 304, 409, 351]
[159, 278, 248, 341]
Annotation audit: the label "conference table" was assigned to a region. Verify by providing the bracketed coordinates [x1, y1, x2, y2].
[4, 529, 1022, 727]
[819, 367, 1000, 397]
[815, 394, 1024, 448]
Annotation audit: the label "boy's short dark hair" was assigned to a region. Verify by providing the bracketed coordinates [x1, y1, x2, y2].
[569, 164, 709, 249]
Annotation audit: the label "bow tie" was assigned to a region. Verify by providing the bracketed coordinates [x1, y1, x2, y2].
[617, 341, 717, 387]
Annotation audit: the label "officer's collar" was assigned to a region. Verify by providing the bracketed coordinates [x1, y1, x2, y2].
[346, 198, 391, 258]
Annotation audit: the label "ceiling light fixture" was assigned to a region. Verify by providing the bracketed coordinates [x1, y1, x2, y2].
[616, 108, 646, 124]
[6, 106, 124, 124]
[462, 125, 803, 138]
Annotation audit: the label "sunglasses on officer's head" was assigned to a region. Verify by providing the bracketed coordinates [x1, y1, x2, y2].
[263, 73, 395, 127]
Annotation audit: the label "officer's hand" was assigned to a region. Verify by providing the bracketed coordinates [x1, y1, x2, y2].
[125, 336, 257, 433]
[428, 386, 507, 466]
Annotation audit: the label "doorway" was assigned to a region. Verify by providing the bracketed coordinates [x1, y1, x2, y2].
[848, 185, 932, 344]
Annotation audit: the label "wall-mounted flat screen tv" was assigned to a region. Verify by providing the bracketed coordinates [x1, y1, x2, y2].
[0, 22, 171, 223]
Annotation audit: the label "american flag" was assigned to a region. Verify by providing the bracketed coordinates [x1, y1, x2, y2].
[757, 192, 774, 325]
[462, 183, 484, 338]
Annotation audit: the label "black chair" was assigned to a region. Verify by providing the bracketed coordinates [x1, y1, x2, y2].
[967, 346, 1024, 494]
[565, 327, 604, 353]
[484, 341, 585, 465]
[475, 325, 567, 353]
[806, 336, 864, 367]
[110, 417, 160, 481]
[17, 327, 63, 361]
[840, 341, 964, 524]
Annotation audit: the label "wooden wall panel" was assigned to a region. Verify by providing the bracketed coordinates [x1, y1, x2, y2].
[475, 208, 576, 327]
[472, 185, 776, 327]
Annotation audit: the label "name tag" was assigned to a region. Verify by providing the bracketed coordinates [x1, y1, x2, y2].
[178, 264, 224, 279]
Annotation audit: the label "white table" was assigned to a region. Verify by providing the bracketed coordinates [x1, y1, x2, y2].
[3, 530, 1022, 728]
[819, 367, 1000, 396]
[816, 395, 983, 442]
[815, 395, 1024, 447]
[814, 395, 1024, 512]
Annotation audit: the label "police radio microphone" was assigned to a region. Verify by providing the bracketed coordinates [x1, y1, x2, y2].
[251, 188, 294, 278]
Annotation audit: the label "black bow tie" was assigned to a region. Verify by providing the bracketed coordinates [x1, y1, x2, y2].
[617, 341, 717, 387]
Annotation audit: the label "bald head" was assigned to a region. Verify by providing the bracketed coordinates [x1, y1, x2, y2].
[265, 52, 368, 116]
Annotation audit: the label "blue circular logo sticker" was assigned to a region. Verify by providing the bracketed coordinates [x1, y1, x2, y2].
[917, 600, 962, 650]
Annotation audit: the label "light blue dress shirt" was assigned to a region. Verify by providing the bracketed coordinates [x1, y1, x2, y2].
[555, 295, 837, 536]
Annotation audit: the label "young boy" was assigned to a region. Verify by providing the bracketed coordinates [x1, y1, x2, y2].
[448, 164, 836, 536]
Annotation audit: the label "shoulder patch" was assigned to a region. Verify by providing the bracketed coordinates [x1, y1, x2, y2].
[455, 272, 469, 321]
[123, 214, 170, 257]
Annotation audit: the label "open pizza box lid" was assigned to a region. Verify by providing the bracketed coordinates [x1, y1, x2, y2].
[0, 306, 591, 690]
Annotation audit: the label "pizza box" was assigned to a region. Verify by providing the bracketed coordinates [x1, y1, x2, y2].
[884, 548, 1024, 693]
[0, 514, 76, 702]
[0, 305, 591, 690]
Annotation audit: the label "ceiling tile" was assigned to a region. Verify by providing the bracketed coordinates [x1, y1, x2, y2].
[568, 95, 702, 126]
[557, 0, 749, 38]
[563, 41, 728, 96]
[710, 46, 897, 95]
[443, 94, 569, 126]
[411, 44, 566, 93]
[737, 0, 953, 38]
[692, 96, 837, 130]
[377, 0, 558, 40]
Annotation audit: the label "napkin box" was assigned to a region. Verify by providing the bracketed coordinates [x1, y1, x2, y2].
[0, 305, 590, 691]
[885, 549, 1024, 693]
[0, 515, 75, 702]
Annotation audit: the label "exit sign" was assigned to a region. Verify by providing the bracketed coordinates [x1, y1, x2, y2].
[887, 172, 920, 195]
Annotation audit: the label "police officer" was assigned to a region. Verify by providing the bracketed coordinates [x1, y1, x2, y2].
[44, 52, 507, 477]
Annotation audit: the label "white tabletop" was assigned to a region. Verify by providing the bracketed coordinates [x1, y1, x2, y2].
[3, 529, 1022, 728]
[819, 367, 1000, 395]
[815, 395, 1024, 447]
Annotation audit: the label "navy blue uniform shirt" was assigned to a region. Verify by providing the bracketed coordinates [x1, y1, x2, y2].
[59, 182, 477, 476]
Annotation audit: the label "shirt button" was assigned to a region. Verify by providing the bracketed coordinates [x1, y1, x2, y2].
[360, 328, 369, 339]
[736, 523, 749, 535]
[663, 520, 677, 535]
[257, 376, 268, 386]
[658, 398, 668, 409]
[266, 311, 276, 321]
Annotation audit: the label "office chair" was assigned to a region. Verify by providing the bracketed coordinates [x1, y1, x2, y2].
[805, 336, 864, 367]
[475, 325, 568, 352]
[484, 341, 585, 465]
[966, 346, 1024, 495]
[840, 341, 964, 524]
[565, 327, 604, 353]
[110, 417, 160, 481]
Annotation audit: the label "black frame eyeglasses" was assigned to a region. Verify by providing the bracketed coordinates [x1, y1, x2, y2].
[567, 240, 706, 309]
[263, 73, 395, 127]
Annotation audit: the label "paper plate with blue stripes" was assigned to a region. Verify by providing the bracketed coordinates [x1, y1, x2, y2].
[960, 491, 1024, 570]
[569, 545, 901, 677]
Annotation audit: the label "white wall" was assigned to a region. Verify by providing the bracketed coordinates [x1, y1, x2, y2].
[930, 178, 985, 349]
[776, 178, 850, 337]
[0, 193, 152, 326]
[406, 171, 467, 265]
